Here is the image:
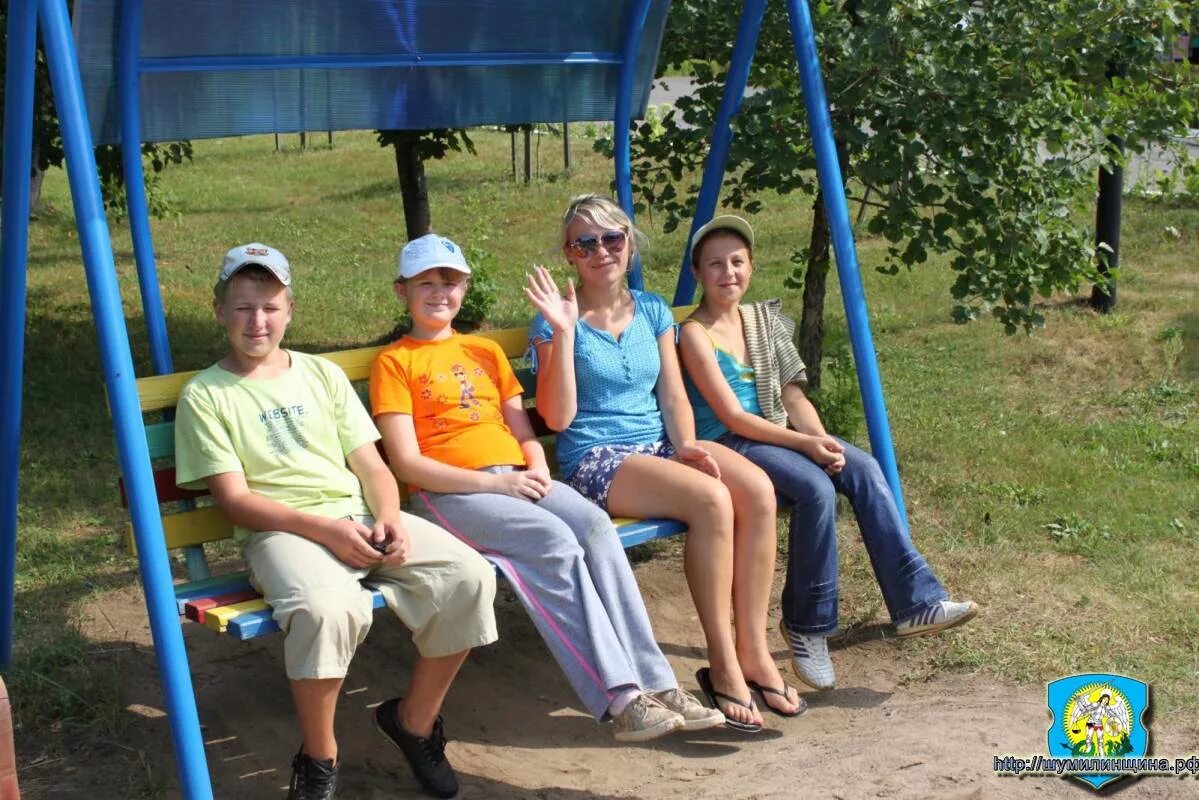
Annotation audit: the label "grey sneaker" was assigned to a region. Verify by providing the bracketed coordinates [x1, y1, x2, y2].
[894, 599, 978, 638]
[611, 693, 684, 742]
[652, 688, 725, 731]
[779, 619, 836, 691]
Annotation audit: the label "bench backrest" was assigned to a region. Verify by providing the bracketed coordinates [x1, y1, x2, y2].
[123, 307, 694, 555]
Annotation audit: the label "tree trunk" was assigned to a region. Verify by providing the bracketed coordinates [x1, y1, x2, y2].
[1090, 63, 1127, 314]
[798, 132, 850, 392]
[800, 194, 831, 392]
[28, 78, 48, 212]
[798, 5, 863, 391]
[29, 166, 45, 211]
[391, 134, 431, 240]
[1, 123, 46, 212]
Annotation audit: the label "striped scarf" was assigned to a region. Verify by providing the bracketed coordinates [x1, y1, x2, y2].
[741, 299, 807, 428]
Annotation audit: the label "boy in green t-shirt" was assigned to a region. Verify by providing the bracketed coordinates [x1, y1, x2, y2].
[175, 243, 497, 800]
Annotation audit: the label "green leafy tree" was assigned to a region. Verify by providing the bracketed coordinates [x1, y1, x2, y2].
[610, 0, 1197, 386]
[0, 1, 192, 215]
[376, 128, 476, 240]
[372, 127, 497, 338]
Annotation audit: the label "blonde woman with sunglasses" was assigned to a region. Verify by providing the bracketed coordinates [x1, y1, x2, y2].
[524, 195, 804, 732]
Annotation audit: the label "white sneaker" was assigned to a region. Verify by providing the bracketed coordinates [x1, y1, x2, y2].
[779, 619, 836, 690]
[610, 694, 684, 742]
[894, 599, 978, 638]
[652, 688, 725, 731]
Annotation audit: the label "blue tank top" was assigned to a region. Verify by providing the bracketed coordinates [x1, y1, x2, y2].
[682, 322, 761, 440]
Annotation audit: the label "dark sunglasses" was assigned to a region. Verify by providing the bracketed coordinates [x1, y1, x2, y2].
[567, 230, 627, 258]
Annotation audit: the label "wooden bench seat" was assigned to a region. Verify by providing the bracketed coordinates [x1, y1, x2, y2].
[123, 314, 692, 642]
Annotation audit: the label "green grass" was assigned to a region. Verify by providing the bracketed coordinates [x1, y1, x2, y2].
[12, 129, 1199, 791]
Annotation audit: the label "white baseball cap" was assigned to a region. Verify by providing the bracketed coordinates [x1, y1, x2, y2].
[397, 234, 472, 280]
[689, 215, 756, 263]
[395, 232, 470, 280]
[218, 243, 291, 286]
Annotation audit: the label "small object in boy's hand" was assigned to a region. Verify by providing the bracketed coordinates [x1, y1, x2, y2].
[370, 539, 389, 554]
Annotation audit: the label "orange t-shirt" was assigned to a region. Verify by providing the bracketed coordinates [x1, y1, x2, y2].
[369, 333, 526, 470]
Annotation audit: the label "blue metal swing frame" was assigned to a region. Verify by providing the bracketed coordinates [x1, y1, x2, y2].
[0, 2, 906, 796]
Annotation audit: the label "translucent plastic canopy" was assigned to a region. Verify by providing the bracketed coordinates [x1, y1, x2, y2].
[75, 0, 671, 144]
[4, 7, 901, 798]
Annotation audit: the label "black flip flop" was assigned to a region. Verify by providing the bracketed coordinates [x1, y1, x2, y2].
[747, 680, 807, 718]
[695, 667, 764, 733]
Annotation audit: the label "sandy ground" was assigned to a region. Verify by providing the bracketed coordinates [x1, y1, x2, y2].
[23, 553, 1199, 799]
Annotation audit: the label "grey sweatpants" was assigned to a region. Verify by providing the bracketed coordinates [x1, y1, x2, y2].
[408, 474, 677, 719]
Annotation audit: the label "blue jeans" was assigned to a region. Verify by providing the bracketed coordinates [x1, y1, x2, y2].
[720, 433, 947, 635]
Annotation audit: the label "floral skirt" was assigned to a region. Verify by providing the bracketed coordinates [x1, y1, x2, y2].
[567, 438, 675, 511]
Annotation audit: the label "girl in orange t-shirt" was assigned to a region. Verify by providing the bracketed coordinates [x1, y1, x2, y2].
[370, 234, 723, 742]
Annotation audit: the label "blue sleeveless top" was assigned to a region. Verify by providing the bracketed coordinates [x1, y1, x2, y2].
[682, 321, 761, 440]
[528, 290, 674, 478]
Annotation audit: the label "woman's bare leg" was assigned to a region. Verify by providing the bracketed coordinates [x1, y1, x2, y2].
[608, 455, 762, 728]
[705, 441, 801, 715]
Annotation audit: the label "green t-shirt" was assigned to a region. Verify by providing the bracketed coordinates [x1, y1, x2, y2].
[174, 350, 379, 540]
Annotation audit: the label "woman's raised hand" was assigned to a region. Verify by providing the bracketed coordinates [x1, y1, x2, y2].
[524, 265, 578, 334]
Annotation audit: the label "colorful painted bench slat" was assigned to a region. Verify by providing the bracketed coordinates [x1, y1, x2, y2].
[203, 599, 273, 633]
[184, 589, 262, 624]
[611, 518, 688, 548]
[126, 312, 695, 642]
[226, 591, 388, 641]
[171, 572, 251, 613]
[127, 506, 233, 555]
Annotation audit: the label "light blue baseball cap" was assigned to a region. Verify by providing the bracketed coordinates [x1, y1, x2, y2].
[219, 242, 291, 286]
[397, 234, 472, 280]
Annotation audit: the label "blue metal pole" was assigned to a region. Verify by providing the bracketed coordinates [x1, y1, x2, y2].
[37, 0, 213, 795]
[0, 0, 38, 669]
[672, 0, 768, 306]
[614, 0, 653, 291]
[119, 0, 210, 581]
[783, 0, 909, 530]
[119, 0, 173, 375]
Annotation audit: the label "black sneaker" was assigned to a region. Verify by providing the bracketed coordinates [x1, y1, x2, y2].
[374, 697, 459, 798]
[287, 749, 338, 800]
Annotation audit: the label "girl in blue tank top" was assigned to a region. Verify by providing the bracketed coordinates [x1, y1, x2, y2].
[681, 322, 761, 441]
[678, 214, 978, 694]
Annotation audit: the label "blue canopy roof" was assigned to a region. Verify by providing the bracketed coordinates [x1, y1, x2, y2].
[76, 0, 671, 144]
